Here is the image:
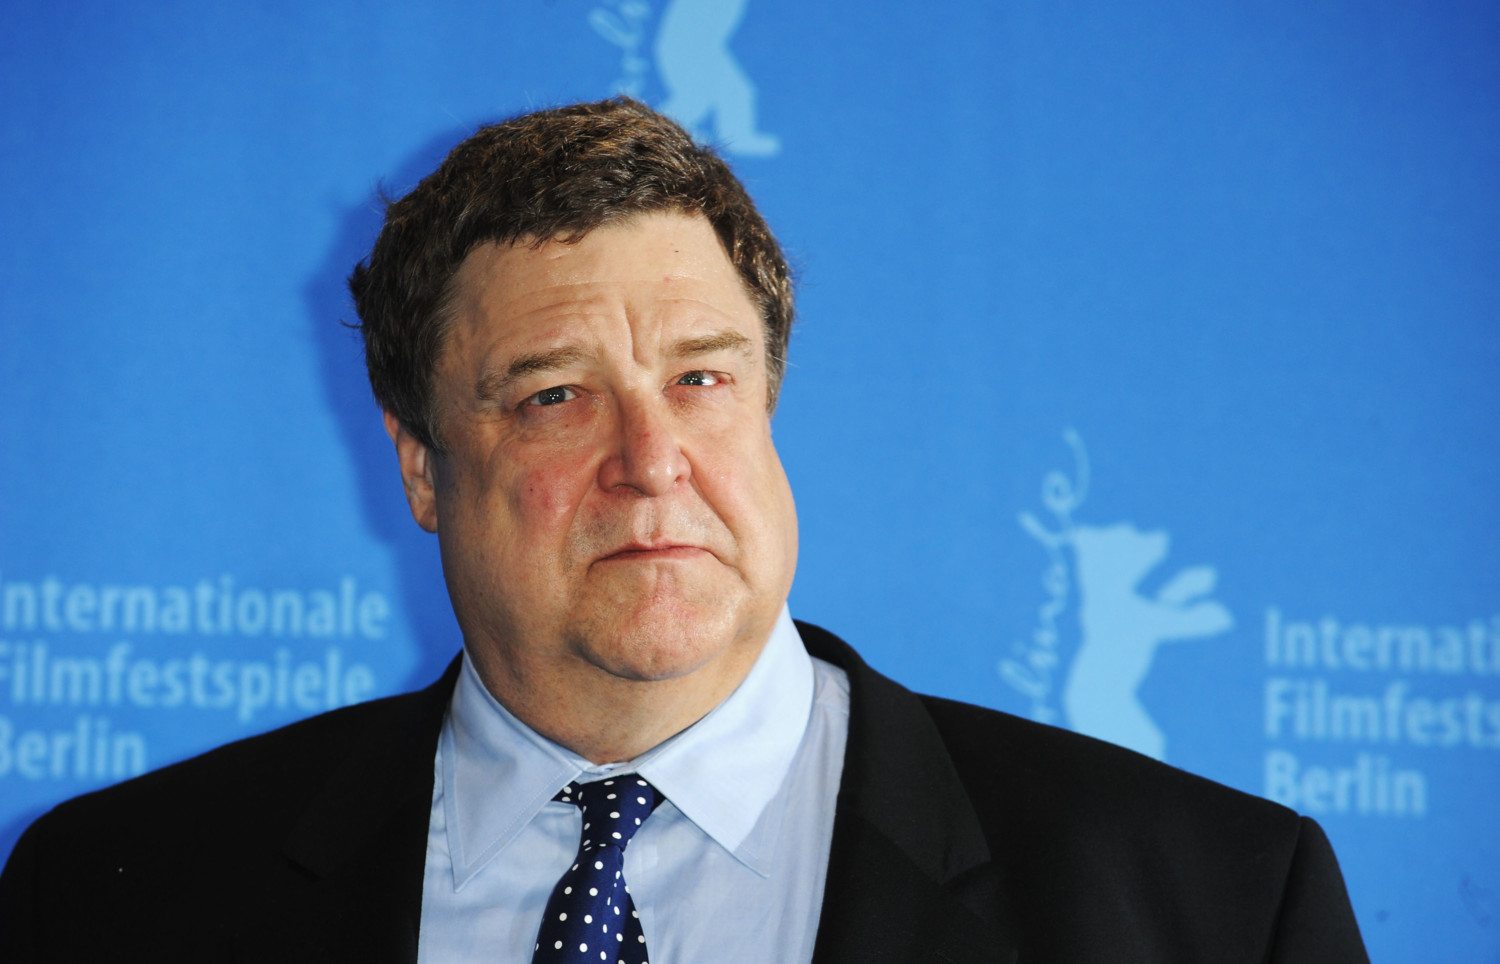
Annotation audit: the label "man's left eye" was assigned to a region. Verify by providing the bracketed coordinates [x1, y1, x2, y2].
[676, 371, 721, 387]
[526, 386, 577, 406]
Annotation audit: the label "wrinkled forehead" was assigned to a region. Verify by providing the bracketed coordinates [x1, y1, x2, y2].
[436, 211, 764, 373]
[459, 210, 738, 294]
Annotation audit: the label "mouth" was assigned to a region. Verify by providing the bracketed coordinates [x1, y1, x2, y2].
[597, 542, 709, 563]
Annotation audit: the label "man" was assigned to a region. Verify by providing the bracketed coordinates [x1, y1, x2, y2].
[0, 98, 1367, 962]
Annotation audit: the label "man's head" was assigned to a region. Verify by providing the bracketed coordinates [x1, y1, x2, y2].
[351, 97, 794, 453]
[349, 99, 798, 759]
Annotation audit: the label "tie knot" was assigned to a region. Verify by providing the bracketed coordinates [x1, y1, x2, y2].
[554, 774, 662, 851]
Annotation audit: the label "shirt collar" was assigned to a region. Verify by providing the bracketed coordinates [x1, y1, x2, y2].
[441, 606, 814, 886]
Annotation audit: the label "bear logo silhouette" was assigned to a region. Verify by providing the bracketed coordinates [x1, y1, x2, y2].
[1065, 523, 1232, 759]
[1005, 430, 1232, 760]
[590, 0, 780, 157]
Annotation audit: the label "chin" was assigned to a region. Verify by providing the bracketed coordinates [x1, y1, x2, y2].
[568, 591, 746, 683]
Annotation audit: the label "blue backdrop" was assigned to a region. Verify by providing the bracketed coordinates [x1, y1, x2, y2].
[3, 2, 1497, 958]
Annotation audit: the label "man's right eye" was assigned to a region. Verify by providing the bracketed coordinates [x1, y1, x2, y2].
[526, 386, 577, 407]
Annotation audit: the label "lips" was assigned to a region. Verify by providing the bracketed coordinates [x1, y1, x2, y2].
[597, 542, 707, 562]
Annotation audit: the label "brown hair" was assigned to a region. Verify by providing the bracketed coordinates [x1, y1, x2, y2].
[349, 97, 794, 449]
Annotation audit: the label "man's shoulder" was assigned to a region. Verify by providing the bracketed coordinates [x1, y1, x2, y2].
[18, 665, 453, 858]
[798, 619, 1305, 882]
[913, 688, 1331, 950]
[919, 691, 1298, 841]
[865, 667, 1362, 958]
[1, 667, 456, 958]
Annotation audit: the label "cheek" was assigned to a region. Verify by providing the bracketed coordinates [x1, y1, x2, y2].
[699, 432, 792, 531]
[508, 451, 596, 534]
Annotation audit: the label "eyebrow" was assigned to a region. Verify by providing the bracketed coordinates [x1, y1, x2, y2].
[668, 330, 754, 361]
[476, 345, 594, 400]
[474, 330, 755, 400]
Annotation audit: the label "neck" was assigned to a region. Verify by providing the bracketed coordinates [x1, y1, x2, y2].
[467, 630, 769, 764]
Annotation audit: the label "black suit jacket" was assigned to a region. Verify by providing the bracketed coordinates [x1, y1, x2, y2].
[0, 622, 1366, 962]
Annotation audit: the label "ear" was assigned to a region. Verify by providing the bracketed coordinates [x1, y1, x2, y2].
[383, 410, 440, 533]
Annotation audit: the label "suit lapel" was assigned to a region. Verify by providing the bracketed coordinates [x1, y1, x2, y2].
[799, 623, 1018, 964]
[238, 659, 460, 963]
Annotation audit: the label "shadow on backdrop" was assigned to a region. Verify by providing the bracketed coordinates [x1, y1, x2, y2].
[304, 126, 483, 695]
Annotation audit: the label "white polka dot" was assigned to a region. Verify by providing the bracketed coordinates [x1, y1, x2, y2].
[559, 912, 568, 921]
[615, 933, 623, 942]
[634, 818, 641, 825]
[565, 886, 573, 894]
[589, 887, 599, 896]
[613, 906, 620, 916]
[600, 953, 607, 961]
[554, 941, 563, 950]
[595, 860, 604, 870]
[636, 797, 646, 805]
[604, 780, 614, 786]
[612, 832, 622, 840]
[585, 914, 593, 924]
[609, 811, 619, 819]
[637, 779, 646, 786]
[580, 942, 588, 952]
[607, 793, 617, 799]
[637, 934, 645, 942]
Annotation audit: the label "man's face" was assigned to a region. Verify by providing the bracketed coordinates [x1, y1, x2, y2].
[389, 211, 797, 710]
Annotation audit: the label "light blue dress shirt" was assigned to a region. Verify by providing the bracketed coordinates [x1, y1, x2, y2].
[417, 607, 851, 963]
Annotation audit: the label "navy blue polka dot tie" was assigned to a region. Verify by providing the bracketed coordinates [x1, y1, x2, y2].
[532, 775, 663, 964]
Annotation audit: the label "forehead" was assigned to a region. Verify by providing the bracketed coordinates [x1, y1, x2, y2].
[446, 211, 760, 351]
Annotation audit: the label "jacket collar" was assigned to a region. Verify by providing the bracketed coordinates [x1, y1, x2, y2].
[258, 659, 459, 963]
[798, 621, 1017, 964]
[281, 659, 458, 877]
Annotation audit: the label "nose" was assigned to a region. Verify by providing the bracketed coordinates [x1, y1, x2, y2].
[598, 394, 690, 497]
